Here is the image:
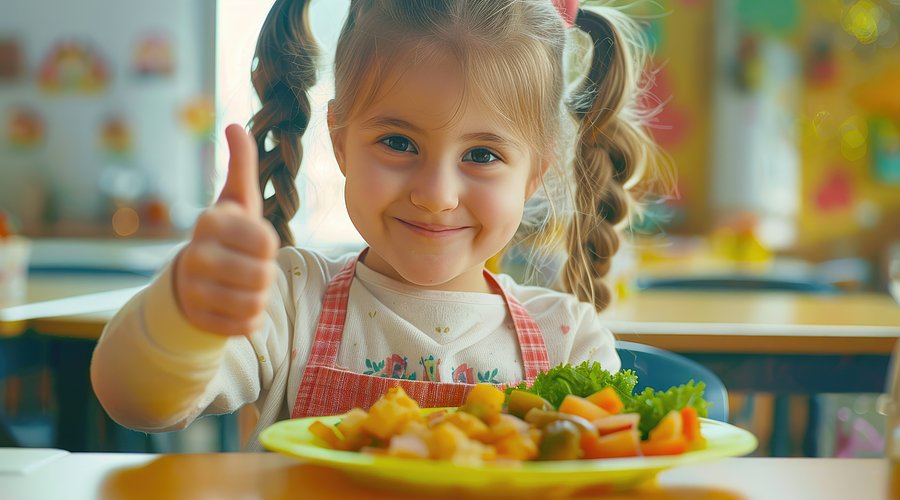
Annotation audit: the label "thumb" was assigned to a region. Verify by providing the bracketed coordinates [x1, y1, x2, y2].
[218, 124, 262, 215]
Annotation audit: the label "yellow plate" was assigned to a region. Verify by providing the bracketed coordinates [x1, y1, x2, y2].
[260, 411, 758, 493]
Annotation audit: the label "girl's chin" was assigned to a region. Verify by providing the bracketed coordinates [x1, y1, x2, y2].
[394, 263, 486, 292]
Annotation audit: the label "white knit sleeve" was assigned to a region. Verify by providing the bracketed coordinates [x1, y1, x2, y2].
[90, 249, 296, 432]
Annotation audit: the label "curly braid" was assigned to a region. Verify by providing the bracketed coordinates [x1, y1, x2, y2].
[249, 0, 319, 246]
[560, 7, 655, 312]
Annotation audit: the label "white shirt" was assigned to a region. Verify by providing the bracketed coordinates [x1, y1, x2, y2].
[90, 247, 620, 450]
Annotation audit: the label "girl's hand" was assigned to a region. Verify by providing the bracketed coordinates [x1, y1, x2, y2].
[173, 124, 280, 336]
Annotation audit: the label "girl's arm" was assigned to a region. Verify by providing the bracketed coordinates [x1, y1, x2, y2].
[90, 257, 294, 432]
[91, 125, 288, 431]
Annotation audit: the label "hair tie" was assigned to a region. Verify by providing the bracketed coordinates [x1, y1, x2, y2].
[551, 0, 578, 27]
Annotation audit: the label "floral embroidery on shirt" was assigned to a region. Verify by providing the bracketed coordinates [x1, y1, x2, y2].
[560, 324, 570, 335]
[434, 326, 450, 334]
[419, 355, 442, 382]
[477, 368, 500, 384]
[451, 363, 476, 384]
[364, 354, 417, 380]
[363, 358, 385, 375]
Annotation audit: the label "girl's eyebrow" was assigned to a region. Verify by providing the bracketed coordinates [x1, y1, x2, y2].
[362, 116, 519, 149]
[361, 116, 425, 134]
[460, 132, 518, 150]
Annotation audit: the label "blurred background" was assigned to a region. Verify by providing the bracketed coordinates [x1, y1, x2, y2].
[0, 0, 898, 458]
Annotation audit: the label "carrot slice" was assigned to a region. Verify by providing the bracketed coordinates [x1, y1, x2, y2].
[559, 395, 609, 421]
[586, 387, 625, 415]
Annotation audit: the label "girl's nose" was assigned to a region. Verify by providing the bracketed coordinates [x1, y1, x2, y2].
[409, 161, 460, 213]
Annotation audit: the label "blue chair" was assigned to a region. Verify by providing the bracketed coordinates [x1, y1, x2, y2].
[616, 341, 729, 422]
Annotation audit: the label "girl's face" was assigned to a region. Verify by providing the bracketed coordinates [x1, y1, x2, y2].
[330, 52, 546, 293]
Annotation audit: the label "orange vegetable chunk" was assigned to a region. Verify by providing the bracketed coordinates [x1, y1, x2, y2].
[680, 406, 701, 443]
[558, 395, 609, 422]
[648, 410, 683, 442]
[582, 428, 640, 459]
[586, 387, 625, 415]
[309, 420, 343, 449]
[640, 435, 688, 456]
[592, 413, 640, 436]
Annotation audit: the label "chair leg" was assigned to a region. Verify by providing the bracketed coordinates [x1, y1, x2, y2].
[771, 395, 792, 457]
[803, 394, 820, 457]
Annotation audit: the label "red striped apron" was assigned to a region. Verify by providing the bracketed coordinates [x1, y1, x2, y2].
[291, 253, 550, 418]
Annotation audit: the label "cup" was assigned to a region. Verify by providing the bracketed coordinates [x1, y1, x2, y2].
[0, 235, 31, 305]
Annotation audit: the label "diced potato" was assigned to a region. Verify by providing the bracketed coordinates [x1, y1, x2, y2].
[461, 384, 506, 424]
[363, 386, 423, 441]
[336, 408, 370, 450]
[484, 413, 531, 444]
[387, 431, 429, 459]
[494, 430, 539, 461]
[428, 422, 496, 464]
[444, 411, 490, 441]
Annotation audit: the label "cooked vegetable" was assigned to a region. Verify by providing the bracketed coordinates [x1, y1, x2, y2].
[506, 389, 552, 419]
[461, 383, 506, 424]
[507, 361, 638, 409]
[582, 428, 641, 459]
[539, 420, 582, 460]
[307, 362, 714, 464]
[630, 381, 710, 438]
[507, 361, 710, 439]
[586, 387, 625, 415]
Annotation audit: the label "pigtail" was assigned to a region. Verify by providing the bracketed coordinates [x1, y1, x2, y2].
[249, 0, 319, 246]
[561, 7, 654, 311]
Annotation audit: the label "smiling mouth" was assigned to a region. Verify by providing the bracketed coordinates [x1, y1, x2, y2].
[396, 218, 468, 237]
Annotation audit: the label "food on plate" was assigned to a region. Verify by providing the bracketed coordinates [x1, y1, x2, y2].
[305, 362, 710, 465]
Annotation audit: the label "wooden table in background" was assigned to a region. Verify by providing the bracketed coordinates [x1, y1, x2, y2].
[0, 450, 888, 500]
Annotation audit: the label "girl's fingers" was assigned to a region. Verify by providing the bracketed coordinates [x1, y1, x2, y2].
[181, 279, 269, 321]
[193, 204, 279, 260]
[183, 241, 275, 291]
[182, 307, 264, 337]
[218, 124, 262, 216]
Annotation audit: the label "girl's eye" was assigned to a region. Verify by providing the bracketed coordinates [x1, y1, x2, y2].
[462, 148, 499, 164]
[380, 135, 417, 153]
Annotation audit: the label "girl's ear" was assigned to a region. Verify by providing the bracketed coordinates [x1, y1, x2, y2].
[526, 157, 551, 199]
[327, 100, 347, 176]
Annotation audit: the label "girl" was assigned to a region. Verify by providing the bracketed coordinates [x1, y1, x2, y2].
[91, 0, 658, 450]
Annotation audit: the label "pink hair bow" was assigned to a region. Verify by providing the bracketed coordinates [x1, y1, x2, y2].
[551, 0, 578, 27]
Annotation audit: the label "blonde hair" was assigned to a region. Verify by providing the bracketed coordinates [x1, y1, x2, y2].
[249, 0, 659, 311]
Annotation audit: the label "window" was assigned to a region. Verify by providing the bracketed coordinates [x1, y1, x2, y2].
[217, 0, 363, 252]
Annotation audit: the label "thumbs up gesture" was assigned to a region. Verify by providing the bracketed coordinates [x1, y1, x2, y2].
[173, 124, 280, 336]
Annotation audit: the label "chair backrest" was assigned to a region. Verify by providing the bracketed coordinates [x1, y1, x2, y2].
[616, 341, 729, 422]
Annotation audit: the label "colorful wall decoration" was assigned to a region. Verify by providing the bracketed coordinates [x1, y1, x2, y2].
[37, 40, 109, 94]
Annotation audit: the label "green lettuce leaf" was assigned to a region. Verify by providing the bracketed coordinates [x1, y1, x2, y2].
[505, 361, 639, 409]
[506, 361, 711, 440]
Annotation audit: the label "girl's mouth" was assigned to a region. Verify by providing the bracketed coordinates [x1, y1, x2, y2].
[396, 218, 468, 237]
